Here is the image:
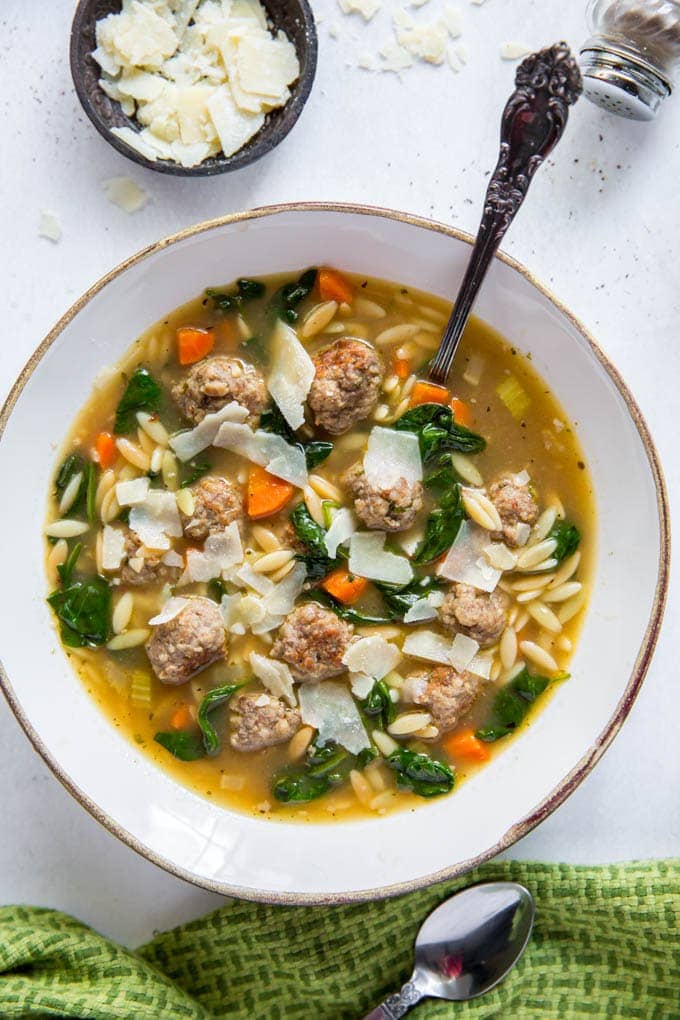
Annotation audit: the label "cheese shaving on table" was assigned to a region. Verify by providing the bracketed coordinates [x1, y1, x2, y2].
[249, 652, 297, 708]
[338, 0, 383, 21]
[298, 682, 370, 755]
[169, 401, 249, 462]
[437, 520, 503, 592]
[364, 426, 422, 490]
[38, 211, 62, 243]
[102, 177, 149, 213]
[500, 42, 532, 60]
[93, 0, 300, 167]
[348, 532, 413, 585]
[267, 320, 315, 430]
[214, 422, 307, 488]
[148, 596, 190, 626]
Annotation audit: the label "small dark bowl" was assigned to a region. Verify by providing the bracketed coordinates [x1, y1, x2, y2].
[70, 0, 318, 176]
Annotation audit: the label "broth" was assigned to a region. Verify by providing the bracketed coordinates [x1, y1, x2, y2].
[45, 269, 595, 823]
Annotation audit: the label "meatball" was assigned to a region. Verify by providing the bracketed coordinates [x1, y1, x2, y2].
[440, 583, 509, 648]
[182, 475, 243, 542]
[308, 338, 383, 434]
[271, 603, 353, 682]
[229, 692, 301, 752]
[489, 475, 539, 547]
[120, 530, 181, 587]
[410, 665, 484, 733]
[343, 462, 423, 532]
[172, 356, 268, 424]
[145, 597, 226, 685]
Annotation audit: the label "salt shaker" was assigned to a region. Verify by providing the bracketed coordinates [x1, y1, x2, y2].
[579, 0, 680, 118]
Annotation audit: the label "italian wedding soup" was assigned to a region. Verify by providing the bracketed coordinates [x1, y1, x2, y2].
[45, 268, 594, 822]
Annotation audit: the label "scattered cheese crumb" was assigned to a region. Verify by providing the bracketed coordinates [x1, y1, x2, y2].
[328, 22, 340, 39]
[380, 41, 413, 73]
[442, 4, 462, 38]
[38, 211, 62, 243]
[338, 0, 382, 21]
[455, 43, 468, 64]
[394, 10, 448, 65]
[357, 52, 378, 70]
[102, 176, 149, 213]
[500, 42, 531, 60]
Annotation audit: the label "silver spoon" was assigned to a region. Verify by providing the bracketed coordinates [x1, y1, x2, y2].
[428, 42, 582, 386]
[361, 880, 534, 1018]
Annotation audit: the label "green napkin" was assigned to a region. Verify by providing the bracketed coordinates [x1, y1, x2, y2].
[0, 860, 677, 1019]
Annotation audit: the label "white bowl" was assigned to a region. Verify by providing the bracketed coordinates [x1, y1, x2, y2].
[0, 204, 669, 903]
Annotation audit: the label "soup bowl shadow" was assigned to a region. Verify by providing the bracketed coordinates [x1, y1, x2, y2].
[0, 204, 669, 903]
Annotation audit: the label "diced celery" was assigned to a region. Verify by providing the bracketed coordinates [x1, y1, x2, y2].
[130, 669, 152, 706]
[496, 375, 531, 419]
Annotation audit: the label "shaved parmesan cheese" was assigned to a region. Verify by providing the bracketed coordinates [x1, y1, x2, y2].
[207, 85, 264, 157]
[38, 211, 62, 243]
[298, 682, 370, 754]
[350, 673, 375, 699]
[149, 596, 190, 626]
[236, 31, 299, 98]
[349, 532, 413, 585]
[103, 177, 149, 213]
[115, 477, 150, 506]
[449, 633, 480, 670]
[214, 422, 307, 488]
[380, 41, 413, 73]
[403, 597, 438, 624]
[101, 525, 126, 571]
[394, 10, 448, 64]
[442, 3, 462, 36]
[468, 654, 492, 679]
[169, 401, 248, 461]
[263, 563, 306, 615]
[234, 562, 276, 596]
[267, 319, 315, 430]
[250, 652, 297, 708]
[514, 469, 530, 485]
[118, 70, 166, 102]
[398, 526, 424, 557]
[324, 508, 357, 558]
[402, 629, 453, 665]
[97, 2, 178, 70]
[343, 636, 402, 679]
[438, 521, 502, 592]
[111, 126, 162, 162]
[184, 522, 243, 582]
[129, 491, 182, 550]
[364, 426, 422, 490]
[339, 0, 382, 20]
[500, 42, 531, 60]
[162, 549, 184, 567]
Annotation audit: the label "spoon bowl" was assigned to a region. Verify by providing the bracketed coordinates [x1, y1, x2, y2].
[363, 881, 534, 1017]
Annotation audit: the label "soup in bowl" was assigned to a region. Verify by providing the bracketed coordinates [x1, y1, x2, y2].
[0, 206, 667, 900]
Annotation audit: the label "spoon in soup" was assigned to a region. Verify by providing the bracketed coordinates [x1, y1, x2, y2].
[360, 880, 534, 1018]
[428, 42, 582, 387]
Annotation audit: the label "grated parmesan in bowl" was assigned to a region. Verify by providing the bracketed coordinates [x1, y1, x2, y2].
[71, 0, 317, 174]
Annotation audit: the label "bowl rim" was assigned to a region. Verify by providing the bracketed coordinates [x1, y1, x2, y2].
[0, 202, 670, 903]
[69, 0, 318, 177]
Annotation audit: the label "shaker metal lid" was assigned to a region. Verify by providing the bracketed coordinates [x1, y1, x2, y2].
[579, 43, 672, 120]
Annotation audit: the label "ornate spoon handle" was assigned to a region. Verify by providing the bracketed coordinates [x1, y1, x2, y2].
[428, 42, 582, 386]
[361, 979, 423, 1019]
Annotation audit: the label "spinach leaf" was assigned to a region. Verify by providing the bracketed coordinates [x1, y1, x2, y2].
[273, 739, 354, 804]
[207, 578, 227, 603]
[475, 667, 551, 742]
[268, 268, 317, 324]
[57, 542, 82, 587]
[48, 576, 111, 647]
[413, 473, 464, 566]
[357, 747, 379, 768]
[85, 462, 98, 522]
[376, 575, 443, 618]
[206, 278, 266, 312]
[179, 459, 211, 488]
[260, 402, 333, 470]
[197, 683, 240, 755]
[361, 679, 396, 730]
[308, 590, 394, 626]
[114, 368, 162, 435]
[548, 519, 581, 563]
[394, 403, 486, 461]
[55, 454, 87, 514]
[154, 731, 205, 762]
[290, 503, 338, 581]
[387, 748, 455, 798]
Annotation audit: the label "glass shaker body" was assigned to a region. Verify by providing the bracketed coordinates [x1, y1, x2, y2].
[580, 0, 680, 118]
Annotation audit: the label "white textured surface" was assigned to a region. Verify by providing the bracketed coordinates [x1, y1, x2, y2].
[0, 0, 678, 947]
